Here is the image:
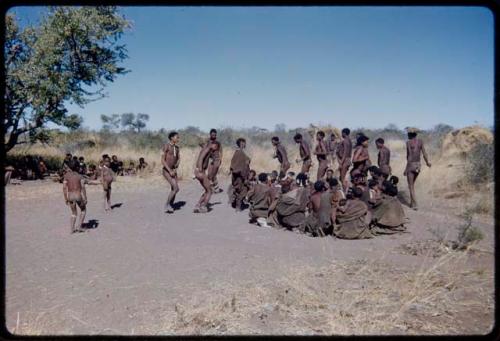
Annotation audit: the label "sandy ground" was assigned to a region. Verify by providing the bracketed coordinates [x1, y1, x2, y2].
[5, 176, 495, 335]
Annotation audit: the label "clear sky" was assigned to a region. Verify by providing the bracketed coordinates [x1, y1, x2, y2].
[8, 6, 494, 131]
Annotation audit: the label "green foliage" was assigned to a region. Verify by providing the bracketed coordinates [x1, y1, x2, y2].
[5, 7, 131, 152]
[120, 112, 149, 132]
[100, 114, 121, 131]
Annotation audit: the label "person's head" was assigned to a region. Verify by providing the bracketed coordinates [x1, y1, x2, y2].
[258, 172, 268, 183]
[236, 138, 246, 149]
[296, 173, 308, 187]
[102, 154, 109, 160]
[408, 132, 417, 139]
[168, 131, 179, 143]
[368, 179, 378, 189]
[326, 169, 334, 178]
[389, 175, 399, 186]
[357, 135, 369, 147]
[352, 186, 364, 199]
[79, 156, 84, 162]
[375, 137, 385, 149]
[330, 133, 336, 141]
[287, 171, 296, 180]
[271, 136, 280, 146]
[352, 173, 364, 185]
[72, 156, 78, 161]
[328, 177, 339, 189]
[249, 169, 256, 179]
[316, 130, 325, 141]
[341, 128, 350, 138]
[209, 128, 217, 140]
[270, 170, 278, 182]
[89, 164, 96, 171]
[314, 180, 326, 192]
[293, 133, 303, 143]
[281, 182, 291, 194]
[368, 166, 380, 177]
[112, 155, 118, 161]
[382, 181, 398, 196]
[65, 153, 72, 160]
[69, 160, 80, 172]
[139, 157, 145, 163]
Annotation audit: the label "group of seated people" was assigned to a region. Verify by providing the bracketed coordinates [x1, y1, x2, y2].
[5, 155, 50, 184]
[60, 153, 150, 181]
[240, 166, 406, 239]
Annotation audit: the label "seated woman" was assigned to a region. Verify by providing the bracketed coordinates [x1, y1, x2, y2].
[370, 181, 407, 234]
[333, 187, 374, 239]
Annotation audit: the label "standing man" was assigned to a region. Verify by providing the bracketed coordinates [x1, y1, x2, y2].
[162, 131, 180, 214]
[294, 133, 312, 176]
[313, 130, 328, 181]
[327, 133, 338, 171]
[230, 138, 251, 211]
[194, 141, 218, 213]
[271, 136, 290, 180]
[351, 134, 371, 178]
[206, 129, 223, 193]
[336, 128, 353, 190]
[404, 128, 431, 210]
[63, 161, 87, 233]
[376, 138, 391, 179]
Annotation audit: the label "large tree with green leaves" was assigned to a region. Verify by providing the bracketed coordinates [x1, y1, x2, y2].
[4, 6, 131, 152]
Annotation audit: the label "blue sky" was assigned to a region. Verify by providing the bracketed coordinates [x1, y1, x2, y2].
[8, 6, 494, 131]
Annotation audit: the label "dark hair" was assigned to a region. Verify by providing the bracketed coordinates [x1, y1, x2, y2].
[102, 154, 109, 159]
[69, 160, 79, 172]
[271, 136, 280, 142]
[294, 133, 302, 140]
[236, 138, 246, 147]
[356, 135, 369, 146]
[408, 132, 417, 139]
[342, 128, 350, 136]
[326, 168, 334, 174]
[314, 181, 325, 192]
[210, 128, 217, 134]
[328, 177, 339, 188]
[271, 170, 278, 177]
[352, 187, 364, 198]
[375, 138, 384, 144]
[288, 171, 296, 178]
[368, 179, 378, 189]
[296, 172, 308, 187]
[389, 175, 399, 185]
[139, 157, 145, 162]
[383, 182, 398, 197]
[281, 183, 291, 193]
[79, 156, 84, 161]
[258, 172, 268, 182]
[317, 130, 325, 138]
[72, 156, 78, 160]
[249, 169, 256, 175]
[168, 131, 178, 140]
[66, 153, 72, 157]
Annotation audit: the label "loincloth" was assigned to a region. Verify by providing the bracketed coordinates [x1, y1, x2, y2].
[404, 161, 421, 176]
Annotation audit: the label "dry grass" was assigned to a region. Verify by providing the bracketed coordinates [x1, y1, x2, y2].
[129, 248, 493, 335]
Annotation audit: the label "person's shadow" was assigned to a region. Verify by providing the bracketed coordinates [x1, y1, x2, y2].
[397, 191, 412, 208]
[111, 203, 123, 209]
[82, 219, 99, 230]
[172, 201, 186, 211]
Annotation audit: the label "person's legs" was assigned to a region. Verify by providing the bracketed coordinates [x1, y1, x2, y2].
[201, 176, 212, 208]
[77, 202, 86, 231]
[407, 171, 419, 209]
[317, 160, 328, 181]
[163, 169, 179, 212]
[69, 202, 77, 233]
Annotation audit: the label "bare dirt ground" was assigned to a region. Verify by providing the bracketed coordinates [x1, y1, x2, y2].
[5, 176, 495, 335]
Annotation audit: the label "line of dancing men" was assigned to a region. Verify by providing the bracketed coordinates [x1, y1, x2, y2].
[62, 127, 431, 236]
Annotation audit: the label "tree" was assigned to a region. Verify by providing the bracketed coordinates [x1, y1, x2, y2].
[120, 112, 149, 132]
[100, 114, 121, 131]
[4, 7, 131, 153]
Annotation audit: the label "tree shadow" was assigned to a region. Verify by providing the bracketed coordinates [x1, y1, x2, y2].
[172, 201, 186, 211]
[82, 219, 99, 229]
[111, 203, 123, 209]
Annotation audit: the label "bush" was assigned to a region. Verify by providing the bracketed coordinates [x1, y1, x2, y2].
[456, 209, 484, 249]
[464, 143, 493, 185]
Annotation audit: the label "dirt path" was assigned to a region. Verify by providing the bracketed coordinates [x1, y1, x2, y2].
[5, 177, 494, 335]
